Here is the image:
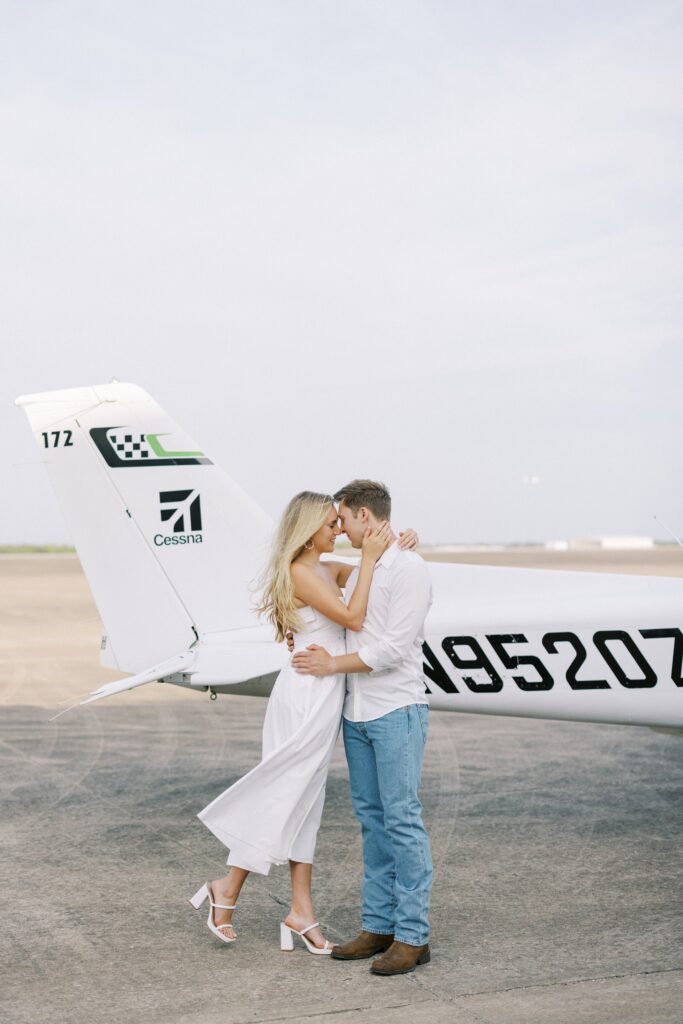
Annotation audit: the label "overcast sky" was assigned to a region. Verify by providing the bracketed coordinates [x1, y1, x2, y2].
[2, 1, 681, 545]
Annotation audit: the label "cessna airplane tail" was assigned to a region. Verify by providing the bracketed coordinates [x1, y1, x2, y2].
[16, 382, 683, 729]
[16, 382, 278, 687]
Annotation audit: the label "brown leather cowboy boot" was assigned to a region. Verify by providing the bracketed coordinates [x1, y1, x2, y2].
[330, 931, 394, 960]
[370, 940, 430, 975]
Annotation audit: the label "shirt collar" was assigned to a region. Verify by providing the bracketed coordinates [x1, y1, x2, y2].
[377, 538, 400, 569]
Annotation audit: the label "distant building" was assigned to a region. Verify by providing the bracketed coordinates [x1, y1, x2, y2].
[547, 536, 655, 551]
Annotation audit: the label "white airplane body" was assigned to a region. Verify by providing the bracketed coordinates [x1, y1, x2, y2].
[15, 382, 683, 730]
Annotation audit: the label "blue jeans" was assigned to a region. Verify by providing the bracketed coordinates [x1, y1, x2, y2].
[343, 703, 432, 946]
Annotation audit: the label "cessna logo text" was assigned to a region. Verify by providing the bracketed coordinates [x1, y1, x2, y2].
[154, 490, 203, 546]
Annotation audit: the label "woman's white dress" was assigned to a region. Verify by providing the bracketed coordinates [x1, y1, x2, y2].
[197, 605, 346, 874]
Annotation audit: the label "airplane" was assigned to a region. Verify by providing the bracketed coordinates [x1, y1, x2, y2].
[15, 381, 683, 730]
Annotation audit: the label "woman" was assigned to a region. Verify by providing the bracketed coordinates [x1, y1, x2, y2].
[190, 491, 417, 953]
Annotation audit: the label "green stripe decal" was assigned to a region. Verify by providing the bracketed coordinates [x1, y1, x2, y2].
[146, 433, 205, 458]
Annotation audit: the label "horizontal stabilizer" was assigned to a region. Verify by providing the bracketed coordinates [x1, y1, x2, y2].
[80, 651, 196, 705]
[176, 639, 287, 686]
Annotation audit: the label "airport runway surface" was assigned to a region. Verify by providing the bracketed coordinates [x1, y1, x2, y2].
[1, 553, 682, 1024]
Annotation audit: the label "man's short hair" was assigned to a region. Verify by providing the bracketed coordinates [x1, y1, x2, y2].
[334, 479, 391, 520]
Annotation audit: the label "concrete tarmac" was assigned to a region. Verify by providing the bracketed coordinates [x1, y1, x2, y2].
[1, 553, 682, 1024]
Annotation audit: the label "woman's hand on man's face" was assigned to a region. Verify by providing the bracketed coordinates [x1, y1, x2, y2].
[361, 521, 393, 561]
[284, 526, 419, 655]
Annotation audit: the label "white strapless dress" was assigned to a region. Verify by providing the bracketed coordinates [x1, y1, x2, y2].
[196, 605, 346, 874]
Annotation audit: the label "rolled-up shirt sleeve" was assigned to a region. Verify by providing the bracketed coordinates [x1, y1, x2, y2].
[356, 559, 432, 675]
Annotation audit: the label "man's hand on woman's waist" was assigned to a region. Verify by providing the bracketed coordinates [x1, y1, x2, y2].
[292, 645, 371, 677]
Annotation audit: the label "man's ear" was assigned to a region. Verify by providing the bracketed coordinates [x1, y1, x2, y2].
[357, 507, 370, 524]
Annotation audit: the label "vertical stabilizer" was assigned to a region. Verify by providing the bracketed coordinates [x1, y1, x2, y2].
[16, 382, 272, 673]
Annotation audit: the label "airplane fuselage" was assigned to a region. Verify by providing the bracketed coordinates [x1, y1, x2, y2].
[164, 561, 683, 729]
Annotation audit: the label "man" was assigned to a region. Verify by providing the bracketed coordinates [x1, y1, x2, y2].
[291, 479, 433, 975]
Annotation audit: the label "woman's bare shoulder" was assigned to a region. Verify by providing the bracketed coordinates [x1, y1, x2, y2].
[323, 559, 356, 587]
[323, 559, 354, 572]
[320, 562, 346, 593]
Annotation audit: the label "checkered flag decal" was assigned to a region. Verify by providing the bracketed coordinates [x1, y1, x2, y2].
[106, 430, 152, 461]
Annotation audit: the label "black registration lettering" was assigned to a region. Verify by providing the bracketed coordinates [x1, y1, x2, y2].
[487, 634, 554, 691]
[542, 631, 610, 689]
[442, 635, 503, 693]
[593, 630, 656, 688]
[640, 628, 683, 686]
[422, 642, 458, 694]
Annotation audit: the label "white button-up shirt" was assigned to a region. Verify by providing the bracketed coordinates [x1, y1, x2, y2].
[343, 540, 433, 722]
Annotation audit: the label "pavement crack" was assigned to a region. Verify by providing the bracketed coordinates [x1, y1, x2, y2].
[267, 892, 289, 907]
[457, 964, 683, 1000]
[243, 1002, 417, 1023]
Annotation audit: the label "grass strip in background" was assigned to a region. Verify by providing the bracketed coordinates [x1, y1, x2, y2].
[0, 545, 76, 554]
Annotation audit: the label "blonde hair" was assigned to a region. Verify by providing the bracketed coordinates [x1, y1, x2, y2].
[257, 491, 335, 642]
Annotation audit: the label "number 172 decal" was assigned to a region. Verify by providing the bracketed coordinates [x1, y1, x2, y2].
[41, 431, 73, 448]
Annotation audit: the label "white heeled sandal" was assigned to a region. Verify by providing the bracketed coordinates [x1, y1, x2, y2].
[280, 921, 334, 955]
[189, 882, 237, 943]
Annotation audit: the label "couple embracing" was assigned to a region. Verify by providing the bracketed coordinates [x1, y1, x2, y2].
[190, 479, 433, 976]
